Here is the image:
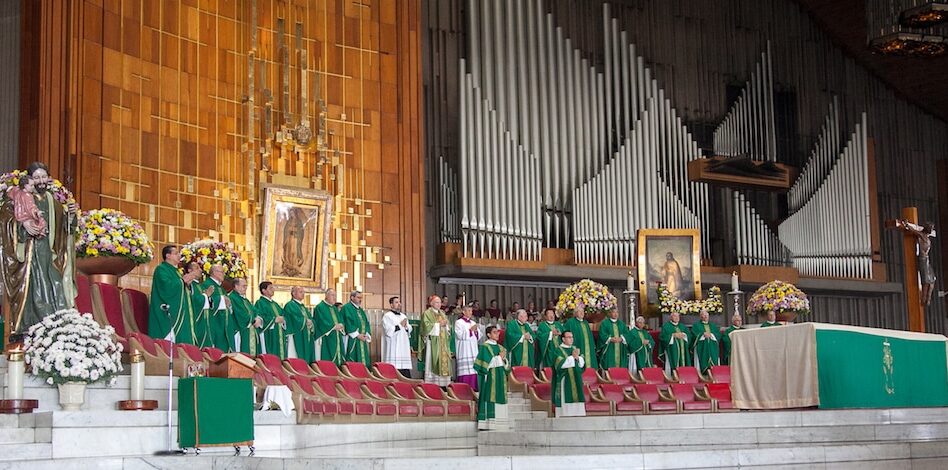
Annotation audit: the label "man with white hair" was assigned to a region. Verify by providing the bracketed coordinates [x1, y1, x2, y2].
[722, 315, 744, 365]
[342, 290, 372, 368]
[624, 316, 654, 374]
[660, 311, 691, 375]
[284, 286, 316, 362]
[690, 308, 721, 374]
[200, 264, 234, 352]
[504, 309, 535, 368]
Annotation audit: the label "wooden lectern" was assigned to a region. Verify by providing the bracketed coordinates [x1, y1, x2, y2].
[208, 354, 257, 379]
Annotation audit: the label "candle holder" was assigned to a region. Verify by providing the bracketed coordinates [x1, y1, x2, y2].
[622, 289, 640, 326]
[118, 351, 158, 411]
[725, 290, 746, 326]
[0, 348, 38, 414]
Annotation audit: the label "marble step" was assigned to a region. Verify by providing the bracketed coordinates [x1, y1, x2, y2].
[4, 375, 183, 412]
[0, 442, 52, 461]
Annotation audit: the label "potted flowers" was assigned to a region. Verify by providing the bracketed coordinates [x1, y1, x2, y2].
[179, 240, 248, 290]
[75, 208, 154, 285]
[747, 280, 811, 323]
[555, 279, 618, 324]
[24, 309, 124, 411]
[657, 284, 724, 325]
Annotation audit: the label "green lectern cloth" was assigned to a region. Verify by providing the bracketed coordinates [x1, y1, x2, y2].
[178, 377, 254, 448]
[731, 323, 948, 410]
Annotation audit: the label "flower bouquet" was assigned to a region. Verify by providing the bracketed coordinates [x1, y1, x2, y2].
[76, 209, 154, 264]
[747, 280, 811, 322]
[657, 284, 724, 316]
[555, 279, 618, 322]
[179, 239, 248, 280]
[24, 309, 124, 386]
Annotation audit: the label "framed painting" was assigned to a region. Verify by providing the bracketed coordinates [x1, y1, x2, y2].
[259, 186, 333, 292]
[636, 228, 702, 314]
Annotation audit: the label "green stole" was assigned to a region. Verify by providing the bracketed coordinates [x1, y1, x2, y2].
[624, 327, 654, 369]
[200, 278, 234, 352]
[690, 320, 721, 373]
[551, 343, 585, 407]
[314, 300, 344, 365]
[341, 301, 371, 368]
[473, 340, 509, 421]
[229, 292, 260, 355]
[660, 321, 691, 372]
[597, 318, 629, 369]
[148, 262, 195, 343]
[563, 317, 597, 369]
[254, 296, 286, 359]
[190, 280, 211, 348]
[285, 299, 316, 363]
[503, 319, 535, 368]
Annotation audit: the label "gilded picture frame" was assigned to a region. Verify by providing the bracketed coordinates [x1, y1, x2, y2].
[636, 228, 702, 315]
[259, 186, 332, 293]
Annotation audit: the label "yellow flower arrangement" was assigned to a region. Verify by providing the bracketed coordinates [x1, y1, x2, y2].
[179, 239, 248, 280]
[75, 209, 153, 264]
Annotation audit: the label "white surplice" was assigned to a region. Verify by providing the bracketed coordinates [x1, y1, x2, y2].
[382, 309, 413, 369]
[454, 317, 480, 377]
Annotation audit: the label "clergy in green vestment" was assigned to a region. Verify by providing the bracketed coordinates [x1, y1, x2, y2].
[660, 311, 692, 375]
[760, 310, 781, 327]
[551, 331, 586, 417]
[184, 262, 211, 348]
[284, 286, 316, 363]
[228, 278, 262, 355]
[254, 281, 287, 359]
[689, 308, 721, 374]
[721, 314, 743, 365]
[420, 295, 452, 386]
[597, 309, 629, 369]
[148, 245, 198, 343]
[536, 308, 563, 369]
[624, 316, 655, 373]
[314, 289, 346, 365]
[200, 265, 236, 352]
[563, 302, 598, 370]
[504, 309, 536, 368]
[342, 291, 372, 368]
[475, 326, 510, 430]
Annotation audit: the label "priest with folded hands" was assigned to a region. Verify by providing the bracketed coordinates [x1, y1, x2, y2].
[690, 308, 720, 374]
[563, 301, 598, 370]
[536, 307, 563, 369]
[229, 278, 262, 355]
[284, 286, 316, 363]
[551, 331, 586, 417]
[660, 310, 691, 375]
[624, 316, 654, 374]
[314, 289, 346, 365]
[474, 326, 509, 430]
[722, 314, 744, 365]
[254, 281, 287, 358]
[597, 308, 628, 369]
[504, 309, 535, 368]
[342, 290, 372, 368]
[201, 264, 235, 352]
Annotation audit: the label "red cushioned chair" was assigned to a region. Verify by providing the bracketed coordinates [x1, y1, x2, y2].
[74, 274, 94, 317]
[595, 383, 647, 415]
[673, 366, 705, 384]
[120, 288, 150, 334]
[510, 366, 537, 393]
[388, 382, 446, 419]
[312, 377, 355, 421]
[174, 343, 209, 377]
[343, 361, 386, 383]
[581, 368, 609, 394]
[583, 385, 613, 415]
[702, 383, 735, 411]
[606, 367, 642, 390]
[128, 332, 169, 376]
[372, 362, 422, 384]
[709, 365, 731, 384]
[337, 379, 397, 421]
[667, 383, 714, 413]
[288, 375, 337, 423]
[416, 383, 474, 420]
[632, 384, 679, 414]
[362, 380, 422, 420]
[527, 383, 553, 417]
[446, 382, 478, 401]
[640, 367, 674, 384]
[284, 358, 319, 377]
[90, 282, 129, 337]
[313, 360, 345, 379]
[202, 347, 225, 362]
[538, 367, 553, 383]
[255, 354, 284, 374]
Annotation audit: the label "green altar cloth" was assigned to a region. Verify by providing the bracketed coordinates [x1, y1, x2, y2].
[731, 323, 948, 409]
[178, 377, 254, 448]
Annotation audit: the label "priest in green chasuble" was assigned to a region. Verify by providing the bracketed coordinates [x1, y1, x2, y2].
[760, 310, 781, 327]
[186, 262, 211, 348]
[536, 307, 563, 369]
[597, 309, 628, 369]
[342, 290, 372, 368]
[200, 264, 235, 352]
[148, 245, 198, 344]
[229, 278, 262, 355]
[284, 286, 316, 363]
[722, 314, 744, 365]
[660, 311, 691, 375]
[420, 295, 453, 386]
[254, 281, 287, 359]
[552, 331, 586, 417]
[689, 308, 720, 374]
[475, 326, 510, 430]
[563, 301, 598, 370]
[624, 316, 654, 373]
[504, 309, 536, 368]
[315, 289, 346, 365]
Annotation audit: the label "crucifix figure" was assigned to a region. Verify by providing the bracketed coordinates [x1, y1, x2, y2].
[899, 220, 936, 306]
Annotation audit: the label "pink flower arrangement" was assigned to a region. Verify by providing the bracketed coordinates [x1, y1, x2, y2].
[747, 280, 810, 316]
[76, 209, 154, 264]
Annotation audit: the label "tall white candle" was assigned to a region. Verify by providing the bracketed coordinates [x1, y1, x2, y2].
[6, 350, 24, 400]
[130, 352, 144, 401]
[731, 271, 739, 292]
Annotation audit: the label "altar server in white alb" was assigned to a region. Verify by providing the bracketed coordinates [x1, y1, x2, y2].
[454, 304, 481, 391]
[382, 296, 413, 378]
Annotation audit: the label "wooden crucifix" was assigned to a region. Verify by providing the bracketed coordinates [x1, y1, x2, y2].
[885, 207, 937, 332]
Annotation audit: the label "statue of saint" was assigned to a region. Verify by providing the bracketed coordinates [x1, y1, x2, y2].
[661, 252, 684, 298]
[902, 220, 936, 306]
[0, 162, 78, 341]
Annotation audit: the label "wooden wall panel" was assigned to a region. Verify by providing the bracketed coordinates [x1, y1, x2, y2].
[21, 0, 426, 313]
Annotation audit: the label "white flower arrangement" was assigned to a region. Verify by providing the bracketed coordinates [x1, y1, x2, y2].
[24, 309, 124, 386]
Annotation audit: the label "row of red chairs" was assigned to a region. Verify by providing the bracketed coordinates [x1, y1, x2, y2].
[525, 381, 735, 416]
[76, 274, 150, 344]
[252, 355, 477, 422]
[510, 366, 730, 394]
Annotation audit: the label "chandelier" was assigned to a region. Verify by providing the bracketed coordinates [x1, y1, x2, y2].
[867, 0, 948, 56]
